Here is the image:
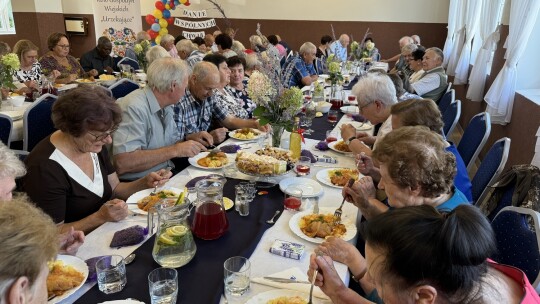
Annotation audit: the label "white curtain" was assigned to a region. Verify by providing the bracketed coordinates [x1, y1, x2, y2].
[485, 0, 540, 124]
[443, 0, 462, 67]
[454, 0, 483, 84]
[446, 0, 467, 75]
[467, 0, 505, 102]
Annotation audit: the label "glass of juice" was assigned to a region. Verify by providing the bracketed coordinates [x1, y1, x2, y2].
[347, 95, 357, 103]
[327, 110, 338, 124]
[326, 130, 338, 143]
[284, 186, 303, 211]
[295, 156, 311, 176]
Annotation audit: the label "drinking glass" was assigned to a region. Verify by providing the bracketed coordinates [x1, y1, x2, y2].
[96, 255, 127, 294]
[295, 156, 311, 176]
[326, 130, 338, 143]
[224, 256, 251, 296]
[327, 109, 338, 125]
[148, 268, 178, 304]
[303, 101, 317, 135]
[284, 186, 303, 211]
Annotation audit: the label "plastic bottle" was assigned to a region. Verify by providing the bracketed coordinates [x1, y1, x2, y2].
[289, 117, 301, 160]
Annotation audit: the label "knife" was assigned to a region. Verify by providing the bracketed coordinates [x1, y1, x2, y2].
[263, 277, 311, 284]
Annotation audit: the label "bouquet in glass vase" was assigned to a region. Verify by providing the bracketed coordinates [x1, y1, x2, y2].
[133, 40, 150, 72]
[247, 70, 303, 147]
[0, 53, 20, 100]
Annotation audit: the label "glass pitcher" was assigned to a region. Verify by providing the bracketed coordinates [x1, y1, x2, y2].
[192, 179, 229, 240]
[151, 201, 197, 268]
[120, 64, 133, 79]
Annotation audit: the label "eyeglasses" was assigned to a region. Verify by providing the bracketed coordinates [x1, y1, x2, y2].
[56, 44, 70, 49]
[359, 101, 375, 112]
[88, 127, 118, 142]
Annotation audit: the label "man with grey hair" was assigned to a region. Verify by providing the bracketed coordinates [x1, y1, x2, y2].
[160, 34, 180, 59]
[112, 57, 206, 180]
[125, 31, 151, 61]
[411, 34, 421, 45]
[175, 61, 268, 147]
[80, 36, 115, 75]
[409, 47, 447, 101]
[340, 72, 398, 155]
[282, 42, 318, 88]
[328, 34, 350, 62]
[176, 39, 204, 68]
[145, 45, 171, 67]
[383, 36, 415, 64]
[0, 142, 26, 200]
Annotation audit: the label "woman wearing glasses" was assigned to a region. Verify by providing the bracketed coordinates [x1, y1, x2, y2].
[39, 32, 98, 84]
[22, 86, 171, 233]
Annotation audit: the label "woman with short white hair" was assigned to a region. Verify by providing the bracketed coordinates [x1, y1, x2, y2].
[0, 142, 26, 201]
[146, 45, 171, 67]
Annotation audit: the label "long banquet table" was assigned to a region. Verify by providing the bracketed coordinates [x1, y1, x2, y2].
[68, 109, 369, 304]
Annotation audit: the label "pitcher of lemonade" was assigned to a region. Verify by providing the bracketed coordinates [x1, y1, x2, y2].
[152, 201, 197, 268]
[192, 179, 229, 240]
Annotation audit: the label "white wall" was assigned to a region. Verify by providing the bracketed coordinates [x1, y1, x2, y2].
[57, 0, 449, 23]
[11, 0, 62, 13]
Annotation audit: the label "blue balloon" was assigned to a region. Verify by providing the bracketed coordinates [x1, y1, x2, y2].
[151, 23, 161, 32]
[174, 0, 180, 5]
[161, 0, 167, 3]
[163, 9, 171, 18]
[155, 18, 159, 23]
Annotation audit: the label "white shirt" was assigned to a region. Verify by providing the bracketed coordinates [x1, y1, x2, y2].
[373, 115, 393, 149]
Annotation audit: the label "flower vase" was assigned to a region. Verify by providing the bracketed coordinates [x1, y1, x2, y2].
[271, 125, 285, 147]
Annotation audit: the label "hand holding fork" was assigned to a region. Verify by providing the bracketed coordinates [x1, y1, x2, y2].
[334, 178, 356, 225]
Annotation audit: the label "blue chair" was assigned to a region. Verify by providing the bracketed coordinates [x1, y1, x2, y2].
[109, 79, 140, 100]
[491, 206, 540, 293]
[0, 113, 13, 146]
[23, 94, 57, 152]
[442, 99, 461, 138]
[438, 89, 455, 114]
[117, 57, 140, 70]
[457, 112, 491, 172]
[472, 137, 511, 203]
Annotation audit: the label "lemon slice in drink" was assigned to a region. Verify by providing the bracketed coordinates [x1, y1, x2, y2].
[158, 233, 177, 245]
[166, 225, 188, 237]
[223, 197, 234, 210]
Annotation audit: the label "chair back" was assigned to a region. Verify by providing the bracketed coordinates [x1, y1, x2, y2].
[0, 113, 13, 146]
[472, 137, 511, 203]
[457, 112, 491, 171]
[438, 89, 455, 113]
[117, 57, 140, 70]
[442, 100, 461, 138]
[23, 94, 57, 152]
[491, 206, 540, 293]
[109, 78, 140, 99]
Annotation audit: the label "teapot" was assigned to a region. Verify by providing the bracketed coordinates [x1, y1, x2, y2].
[191, 179, 229, 240]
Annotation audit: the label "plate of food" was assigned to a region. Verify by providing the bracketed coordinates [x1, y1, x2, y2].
[279, 177, 324, 197]
[348, 121, 373, 131]
[47, 255, 89, 303]
[229, 128, 263, 141]
[188, 151, 231, 169]
[236, 149, 293, 177]
[316, 168, 360, 188]
[126, 187, 182, 215]
[75, 78, 96, 84]
[246, 289, 319, 304]
[328, 140, 353, 154]
[340, 106, 359, 115]
[289, 207, 357, 244]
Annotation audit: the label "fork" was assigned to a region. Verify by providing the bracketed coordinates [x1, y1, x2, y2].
[150, 166, 172, 195]
[334, 179, 356, 225]
[308, 251, 324, 304]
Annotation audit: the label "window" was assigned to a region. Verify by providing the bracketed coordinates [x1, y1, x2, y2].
[0, 0, 15, 35]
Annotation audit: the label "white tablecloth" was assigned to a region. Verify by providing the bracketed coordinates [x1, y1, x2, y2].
[0, 100, 33, 142]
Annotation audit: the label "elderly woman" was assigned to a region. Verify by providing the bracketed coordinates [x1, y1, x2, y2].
[203, 54, 249, 119]
[389, 43, 417, 79]
[244, 53, 261, 81]
[316, 35, 333, 59]
[12, 40, 57, 93]
[225, 56, 256, 118]
[39, 33, 97, 84]
[22, 86, 171, 234]
[231, 40, 246, 58]
[310, 205, 539, 303]
[407, 47, 425, 84]
[146, 45, 171, 67]
[160, 34, 179, 59]
[249, 35, 266, 53]
[282, 42, 318, 88]
[0, 142, 26, 201]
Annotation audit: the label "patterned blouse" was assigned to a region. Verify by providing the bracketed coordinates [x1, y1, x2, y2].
[215, 89, 249, 119]
[225, 85, 256, 118]
[39, 52, 84, 79]
[15, 62, 42, 84]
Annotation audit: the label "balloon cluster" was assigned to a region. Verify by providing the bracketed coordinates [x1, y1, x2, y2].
[145, 0, 190, 45]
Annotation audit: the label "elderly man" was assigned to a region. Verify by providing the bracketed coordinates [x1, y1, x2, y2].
[174, 61, 267, 147]
[282, 42, 318, 88]
[340, 72, 397, 156]
[80, 36, 115, 75]
[125, 31, 150, 61]
[176, 39, 204, 68]
[160, 34, 179, 59]
[409, 47, 448, 101]
[328, 34, 350, 62]
[384, 36, 414, 65]
[112, 58, 206, 180]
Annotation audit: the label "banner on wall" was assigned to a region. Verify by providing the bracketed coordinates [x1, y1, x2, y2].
[91, 0, 142, 57]
[182, 9, 208, 18]
[174, 18, 216, 29]
[182, 31, 205, 39]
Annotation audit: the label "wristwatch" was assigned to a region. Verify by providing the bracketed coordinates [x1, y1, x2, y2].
[345, 136, 357, 145]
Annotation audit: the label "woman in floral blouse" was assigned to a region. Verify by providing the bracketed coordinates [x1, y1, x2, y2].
[12, 40, 58, 93]
[39, 33, 97, 84]
[225, 56, 256, 118]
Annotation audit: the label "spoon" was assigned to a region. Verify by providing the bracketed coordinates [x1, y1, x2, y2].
[124, 253, 136, 265]
[266, 210, 281, 224]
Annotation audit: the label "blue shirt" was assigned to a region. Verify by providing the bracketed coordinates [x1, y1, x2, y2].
[436, 189, 469, 212]
[329, 41, 347, 62]
[446, 142, 473, 202]
[282, 55, 316, 88]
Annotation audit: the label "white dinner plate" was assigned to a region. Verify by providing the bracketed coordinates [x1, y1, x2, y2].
[340, 106, 359, 114]
[348, 121, 373, 131]
[229, 129, 264, 141]
[188, 152, 232, 170]
[74, 79, 97, 84]
[316, 168, 360, 189]
[49, 255, 89, 304]
[245, 289, 322, 304]
[288, 207, 357, 244]
[327, 141, 353, 154]
[279, 177, 324, 197]
[126, 186, 182, 215]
